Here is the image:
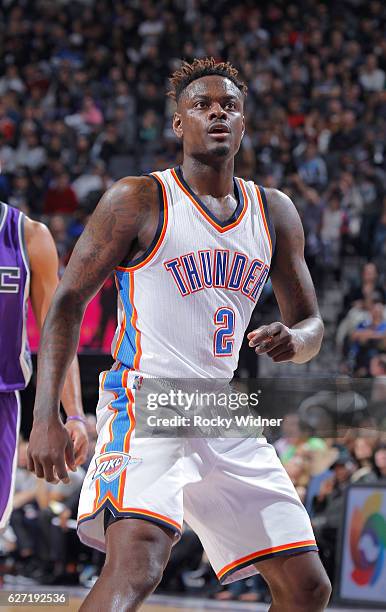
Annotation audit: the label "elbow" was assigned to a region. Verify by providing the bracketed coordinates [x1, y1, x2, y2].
[48, 287, 85, 322]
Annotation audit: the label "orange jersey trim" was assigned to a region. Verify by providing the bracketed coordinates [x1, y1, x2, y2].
[100, 370, 108, 391]
[171, 168, 247, 234]
[217, 539, 317, 580]
[254, 185, 272, 257]
[116, 173, 168, 272]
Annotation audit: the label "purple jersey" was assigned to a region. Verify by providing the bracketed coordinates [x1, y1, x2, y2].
[0, 202, 32, 391]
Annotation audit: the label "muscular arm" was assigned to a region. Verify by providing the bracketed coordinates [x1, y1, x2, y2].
[25, 218, 83, 417]
[28, 176, 156, 482]
[33, 176, 155, 420]
[268, 188, 323, 363]
[248, 189, 323, 364]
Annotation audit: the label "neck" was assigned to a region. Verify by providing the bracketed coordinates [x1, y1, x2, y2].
[181, 155, 235, 198]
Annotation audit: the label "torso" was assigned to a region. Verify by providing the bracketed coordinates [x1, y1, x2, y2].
[111, 167, 275, 379]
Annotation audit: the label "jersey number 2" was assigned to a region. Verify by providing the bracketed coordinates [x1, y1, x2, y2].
[214, 307, 235, 356]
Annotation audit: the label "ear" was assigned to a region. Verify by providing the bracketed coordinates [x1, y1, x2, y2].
[172, 112, 183, 139]
[241, 114, 245, 139]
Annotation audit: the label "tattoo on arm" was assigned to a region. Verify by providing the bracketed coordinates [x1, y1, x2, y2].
[34, 177, 156, 418]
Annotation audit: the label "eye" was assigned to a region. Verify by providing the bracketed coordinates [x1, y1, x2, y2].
[194, 101, 208, 109]
[225, 101, 236, 110]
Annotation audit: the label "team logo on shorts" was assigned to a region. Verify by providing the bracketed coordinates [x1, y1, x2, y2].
[92, 452, 142, 483]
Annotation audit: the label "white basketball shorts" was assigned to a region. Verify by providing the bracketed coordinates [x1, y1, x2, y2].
[78, 366, 318, 584]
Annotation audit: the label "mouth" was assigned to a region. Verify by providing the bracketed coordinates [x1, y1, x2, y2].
[208, 123, 231, 136]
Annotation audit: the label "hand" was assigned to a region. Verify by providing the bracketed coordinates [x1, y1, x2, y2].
[27, 417, 75, 484]
[247, 322, 304, 363]
[65, 419, 89, 467]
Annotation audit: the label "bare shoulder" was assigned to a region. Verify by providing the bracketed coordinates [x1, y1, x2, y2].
[98, 175, 158, 217]
[86, 175, 158, 240]
[22, 216, 58, 279]
[264, 188, 302, 236]
[24, 216, 51, 241]
[58, 175, 159, 291]
[264, 187, 294, 212]
[24, 217, 56, 257]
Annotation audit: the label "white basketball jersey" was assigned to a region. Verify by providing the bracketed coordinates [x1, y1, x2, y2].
[111, 166, 274, 379]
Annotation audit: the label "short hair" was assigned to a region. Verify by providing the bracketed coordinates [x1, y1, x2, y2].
[168, 57, 248, 102]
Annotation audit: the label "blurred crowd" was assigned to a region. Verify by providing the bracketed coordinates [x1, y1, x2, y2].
[1, 0, 386, 603]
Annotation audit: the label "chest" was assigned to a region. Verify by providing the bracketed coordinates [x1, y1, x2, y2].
[198, 193, 238, 224]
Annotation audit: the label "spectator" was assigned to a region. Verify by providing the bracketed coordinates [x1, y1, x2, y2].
[369, 353, 386, 403]
[349, 301, 386, 375]
[81, 96, 104, 128]
[312, 448, 358, 580]
[342, 263, 384, 314]
[320, 190, 346, 280]
[374, 442, 386, 481]
[359, 54, 386, 92]
[351, 435, 379, 483]
[92, 122, 125, 165]
[336, 291, 382, 362]
[43, 172, 78, 215]
[46, 214, 71, 275]
[274, 413, 301, 460]
[68, 135, 92, 177]
[372, 196, 386, 263]
[139, 109, 162, 153]
[0, 64, 25, 96]
[16, 129, 46, 172]
[285, 454, 312, 503]
[0, 99, 16, 142]
[8, 170, 31, 214]
[71, 161, 112, 208]
[297, 143, 328, 189]
[276, 418, 327, 465]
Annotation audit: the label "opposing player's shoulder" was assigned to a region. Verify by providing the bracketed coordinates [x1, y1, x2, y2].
[24, 217, 57, 263]
[264, 187, 303, 236]
[24, 216, 53, 245]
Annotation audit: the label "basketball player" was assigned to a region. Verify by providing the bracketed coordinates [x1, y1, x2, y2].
[28, 59, 331, 611]
[0, 202, 88, 530]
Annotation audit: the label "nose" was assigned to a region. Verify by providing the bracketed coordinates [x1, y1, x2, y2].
[208, 102, 227, 121]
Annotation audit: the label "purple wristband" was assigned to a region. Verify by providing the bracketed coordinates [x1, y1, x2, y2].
[66, 415, 86, 425]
